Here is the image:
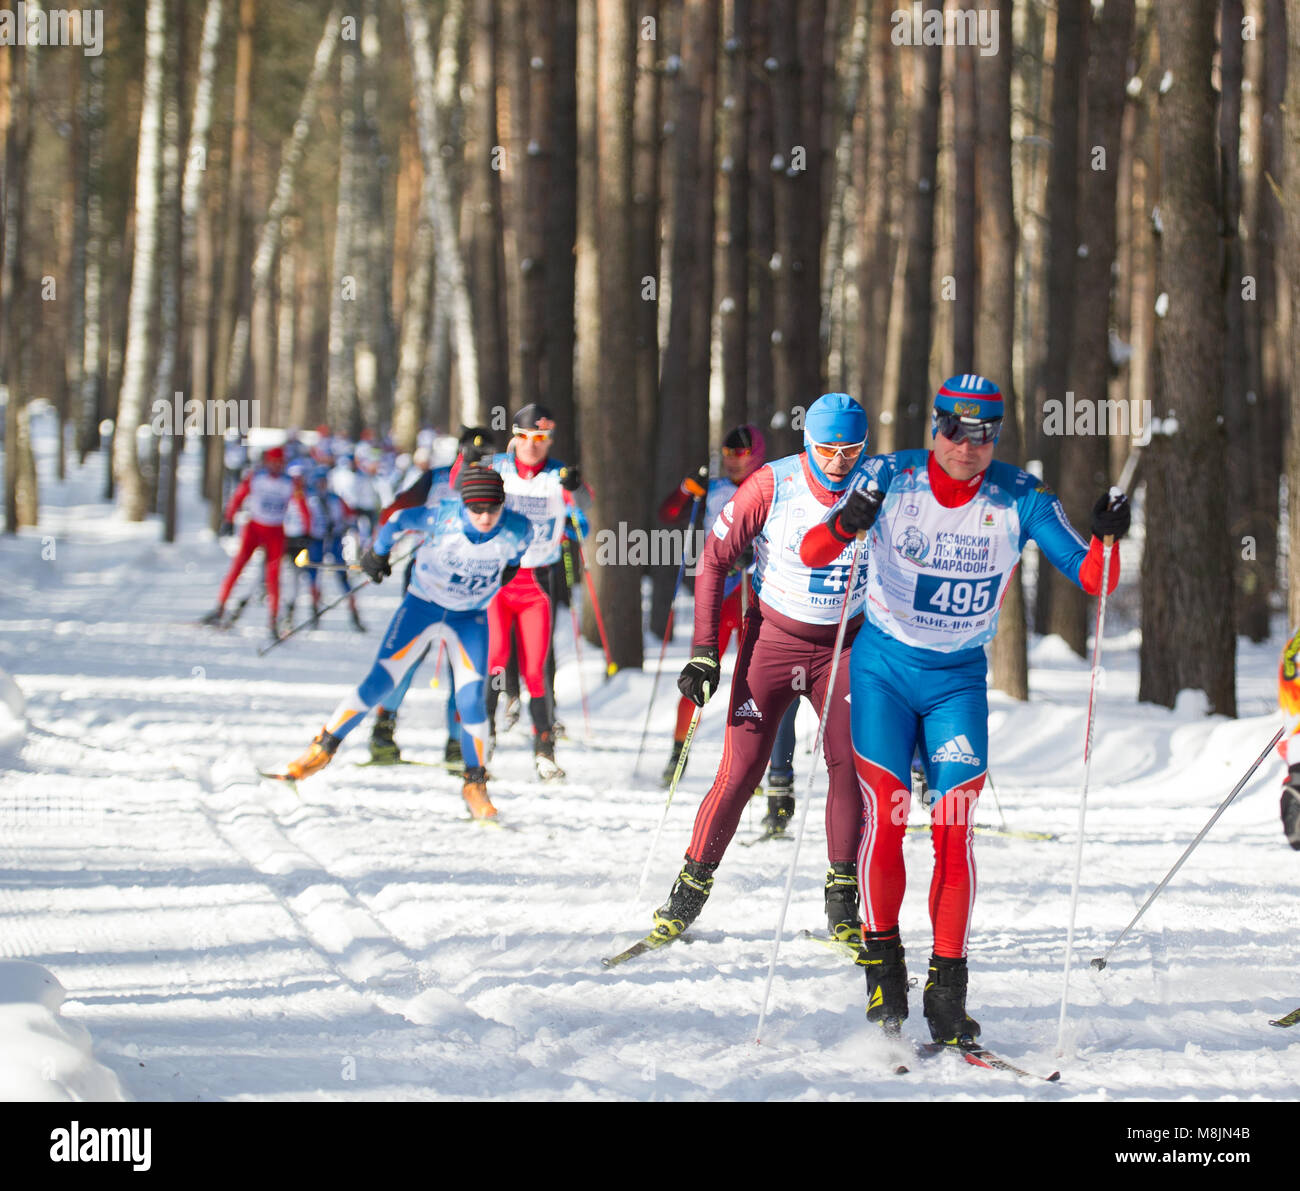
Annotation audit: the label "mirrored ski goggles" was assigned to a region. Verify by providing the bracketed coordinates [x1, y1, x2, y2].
[809, 439, 866, 463]
[721, 445, 755, 458]
[513, 428, 553, 445]
[934, 411, 1002, 445]
[464, 498, 505, 514]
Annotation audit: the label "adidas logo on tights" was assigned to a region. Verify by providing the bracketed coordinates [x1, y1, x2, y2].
[930, 734, 981, 766]
[736, 699, 762, 720]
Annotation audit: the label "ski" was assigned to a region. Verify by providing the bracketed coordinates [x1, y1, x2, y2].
[799, 929, 862, 961]
[740, 829, 793, 847]
[1269, 1006, 1300, 1028]
[905, 824, 1058, 843]
[916, 1038, 1061, 1082]
[601, 930, 681, 969]
[256, 769, 299, 795]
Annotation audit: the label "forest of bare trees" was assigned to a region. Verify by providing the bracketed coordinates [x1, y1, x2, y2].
[1, 0, 1298, 714]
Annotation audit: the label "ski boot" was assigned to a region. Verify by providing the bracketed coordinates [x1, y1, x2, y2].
[349, 598, 365, 632]
[552, 717, 567, 740]
[286, 729, 341, 781]
[661, 740, 687, 787]
[461, 766, 497, 820]
[652, 858, 718, 939]
[857, 930, 909, 1034]
[310, 600, 323, 628]
[533, 729, 565, 782]
[445, 734, 464, 773]
[199, 606, 227, 628]
[923, 954, 981, 1045]
[368, 709, 401, 764]
[1283, 772, 1300, 850]
[824, 861, 863, 944]
[502, 696, 522, 732]
[761, 773, 796, 837]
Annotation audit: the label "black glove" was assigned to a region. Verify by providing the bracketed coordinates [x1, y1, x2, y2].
[560, 464, 583, 492]
[677, 648, 721, 708]
[1090, 491, 1131, 541]
[359, 548, 391, 584]
[219, 519, 235, 537]
[1283, 778, 1300, 851]
[832, 484, 884, 540]
[459, 425, 493, 465]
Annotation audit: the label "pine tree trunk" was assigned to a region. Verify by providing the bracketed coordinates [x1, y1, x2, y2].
[976, 0, 1027, 700]
[951, 42, 977, 370]
[1044, 0, 1134, 656]
[720, 0, 749, 432]
[114, 0, 168, 521]
[1285, 0, 1300, 627]
[1139, 0, 1236, 715]
[546, 0, 580, 460]
[207, 0, 254, 525]
[574, 0, 600, 455]
[587, 0, 643, 668]
[1033, 0, 1087, 631]
[746, 0, 775, 432]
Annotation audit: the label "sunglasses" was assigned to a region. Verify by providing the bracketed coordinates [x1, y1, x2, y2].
[513, 429, 553, 445]
[721, 446, 754, 458]
[935, 412, 1002, 445]
[809, 440, 866, 463]
[464, 500, 504, 514]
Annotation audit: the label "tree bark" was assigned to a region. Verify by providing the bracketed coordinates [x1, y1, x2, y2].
[720, 0, 749, 432]
[1139, 0, 1236, 715]
[113, 0, 167, 521]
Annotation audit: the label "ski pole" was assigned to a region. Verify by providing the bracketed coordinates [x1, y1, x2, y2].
[635, 701, 704, 901]
[563, 498, 617, 679]
[293, 548, 362, 573]
[257, 537, 424, 657]
[986, 768, 1009, 833]
[755, 527, 866, 1044]
[1091, 721, 1286, 972]
[632, 492, 705, 775]
[1056, 491, 1122, 1056]
[562, 537, 593, 742]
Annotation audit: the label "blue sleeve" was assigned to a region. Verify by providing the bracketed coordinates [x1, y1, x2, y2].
[1017, 481, 1091, 589]
[374, 505, 427, 555]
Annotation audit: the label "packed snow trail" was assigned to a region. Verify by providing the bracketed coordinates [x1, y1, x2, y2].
[0, 440, 1296, 1100]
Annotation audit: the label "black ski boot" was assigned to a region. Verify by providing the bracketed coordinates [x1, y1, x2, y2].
[923, 954, 981, 1045]
[533, 729, 565, 782]
[1283, 769, 1300, 850]
[661, 740, 686, 787]
[761, 773, 796, 837]
[824, 861, 863, 943]
[200, 606, 227, 627]
[445, 734, 464, 773]
[857, 930, 909, 1034]
[652, 858, 718, 939]
[368, 709, 400, 763]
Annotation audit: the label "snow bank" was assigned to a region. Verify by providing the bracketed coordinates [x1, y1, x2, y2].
[0, 665, 26, 754]
[0, 962, 125, 1101]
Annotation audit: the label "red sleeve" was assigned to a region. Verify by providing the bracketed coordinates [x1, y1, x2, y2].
[448, 453, 464, 489]
[800, 518, 852, 568]
[691, 467, 774, 649]
[293, 489, 311, 529]
[658, 485, 691, 523]
[223, 475, 251, 521]
[1077, 537, 1121, 596]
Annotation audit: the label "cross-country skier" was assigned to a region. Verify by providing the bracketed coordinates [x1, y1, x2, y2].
[799, 374, 1129, 1044]
[1276, 628, 1300, 850]
[278, 465, 530, 820]
[488, 403, 590, 781]
[202, 445, 310, 640]
[656, 424, 801, 836]
[650, 394, 872, 947]
[365, 425, 495, 767]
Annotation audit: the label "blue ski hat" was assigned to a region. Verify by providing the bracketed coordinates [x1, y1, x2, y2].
[933, 374, 1004, 427]
[803, 393, 869, 491]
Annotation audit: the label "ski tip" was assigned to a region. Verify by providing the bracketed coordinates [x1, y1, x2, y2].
[1090, 957, 1107, 971]
[1047, 1070, 1062, 1082]
[894, 1064, 910, 1075]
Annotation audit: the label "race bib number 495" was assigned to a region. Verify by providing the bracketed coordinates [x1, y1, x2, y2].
[913, 574, 998, 616]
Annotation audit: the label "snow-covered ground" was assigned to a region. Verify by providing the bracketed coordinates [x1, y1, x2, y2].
[1, 430, 1297, 1102]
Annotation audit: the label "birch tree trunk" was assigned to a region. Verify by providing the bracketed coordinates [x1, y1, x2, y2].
[77, 52, 105, 462]
[327, 31, 360, 436]
[403, 0, 480, 424]
[113, 0, 167, 521]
